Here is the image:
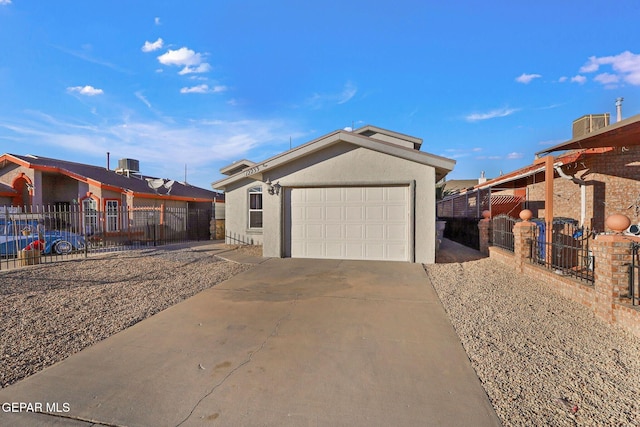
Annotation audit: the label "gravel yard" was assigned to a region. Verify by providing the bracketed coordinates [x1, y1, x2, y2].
[3, 243, 640, 426]
[425, 258, 640, 427]
[0, 246, 251, 388]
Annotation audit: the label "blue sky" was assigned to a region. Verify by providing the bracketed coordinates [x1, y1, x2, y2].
[1, 0, 639, 190]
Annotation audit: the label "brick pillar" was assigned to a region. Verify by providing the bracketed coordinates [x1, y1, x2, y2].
[513, 221, 536, 273]
[591, 235, 634, 323]
[478, 219, 491, 256]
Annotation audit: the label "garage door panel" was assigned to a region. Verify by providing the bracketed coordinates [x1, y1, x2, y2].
[366, 206, 384, 221]
[366, 187, 384, 201]
[326, 206, 342, 221]
[325, 187, 342, 202]
[306, 207, 323, 220]
[325, 224, 342, 239]
[387, 224, 407, 238]
[345, 187, 364, 202]
[305, 188, 323, 202]
[346, 243, 364, 258]
[365, 224, 384, 239]
[345, 224, 363, 239]
[290, 186, 409, 261]
[365, 244, 384, 259]
[387, 205, 406, 220]
[386, 244, 407, 261]
[346, 206, 364, 221]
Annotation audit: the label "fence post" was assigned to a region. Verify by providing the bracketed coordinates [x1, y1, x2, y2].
[513, 209, 535, 273]
[591, 214, 638, 323]
[478, 210, 491, 256]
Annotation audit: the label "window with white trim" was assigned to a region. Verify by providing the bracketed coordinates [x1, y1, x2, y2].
[82, 198, 98, 235]
[106, 200, 119, 232]
[248, 186, 263, 229]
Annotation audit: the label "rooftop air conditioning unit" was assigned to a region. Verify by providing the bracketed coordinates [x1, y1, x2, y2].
[118, 158, 140, 173]
[572, 114, 610, 139]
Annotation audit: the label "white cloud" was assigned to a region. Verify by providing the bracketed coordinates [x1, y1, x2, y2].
[579, 51, 640, 86]
[142, 38, 164, 53]
[558, 76, 568, 83]
[180, 84, 227, 94]
[179, 63, 212, 75]
[157, 47, 211, 75]
[306, 82, 358, 108]
[570, 75, 587, 84]
[135, 91, 152, 108]
[506, 152, 523, 160]
[154, 17, 161, 25]
[0, 112, 301, 188]
[337, 82, 357, 104]
[180, 84, 208, 94]
[67, 85, 104, 96]
[0, 0, 11, 5]
[465, 107, 519, 122]
[594, 72, 620, 87]
[515, 73, 542, 84]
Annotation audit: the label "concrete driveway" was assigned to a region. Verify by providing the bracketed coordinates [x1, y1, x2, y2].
[0, 257, 500, 426]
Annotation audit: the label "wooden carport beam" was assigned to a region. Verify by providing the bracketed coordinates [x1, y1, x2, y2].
[544, 155, 554, 265]
[534, 155, 555, 264]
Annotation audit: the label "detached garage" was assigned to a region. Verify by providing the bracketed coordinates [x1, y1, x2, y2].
[212, 125, 455, 264]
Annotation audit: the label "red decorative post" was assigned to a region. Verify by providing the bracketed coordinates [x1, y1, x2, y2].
[592, 214, 634, 323]
[513, 209, 536, 273]
[478, 210, 492, 256]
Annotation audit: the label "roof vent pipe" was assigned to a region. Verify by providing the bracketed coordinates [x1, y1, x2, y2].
[616, 97, 624, 122]
[106, 152, 110, 171]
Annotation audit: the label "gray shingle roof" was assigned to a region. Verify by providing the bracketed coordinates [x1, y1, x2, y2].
[7, 154, 222, 201]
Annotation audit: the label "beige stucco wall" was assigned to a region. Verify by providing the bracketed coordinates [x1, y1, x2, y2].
[222, 142, 438, 263]
[222, 177, 265, 246]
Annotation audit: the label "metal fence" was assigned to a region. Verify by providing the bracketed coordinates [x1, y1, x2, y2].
[0, 205, 212, 271]
[491, 214, 516, 252]
[529, 219, 594, 285]
[629, 243, 640, 306]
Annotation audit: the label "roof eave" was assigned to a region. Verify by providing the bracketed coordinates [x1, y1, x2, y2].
[212, 130, 455, 190]
[535, 113, 640, 156]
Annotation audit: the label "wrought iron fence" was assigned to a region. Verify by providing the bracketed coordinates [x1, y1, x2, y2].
[0, 205, 212, 271]
[529, 219, 594, 285]
[629, 243, 640, 306]
[492, 214, 516, 252]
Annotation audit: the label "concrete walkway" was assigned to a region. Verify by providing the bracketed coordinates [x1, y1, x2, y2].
[0, 254, 500, 426]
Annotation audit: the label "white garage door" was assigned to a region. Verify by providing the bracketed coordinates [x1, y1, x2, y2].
[290, 186, 410, 261]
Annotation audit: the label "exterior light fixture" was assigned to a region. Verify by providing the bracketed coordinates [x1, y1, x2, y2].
[265, 179, 281, 195]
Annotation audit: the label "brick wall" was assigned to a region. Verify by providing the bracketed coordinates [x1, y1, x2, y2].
[525, 147, 640, 231]
[489, 220, 640, 339]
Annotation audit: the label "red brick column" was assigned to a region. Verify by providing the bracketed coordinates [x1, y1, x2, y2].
[513, 221, 536, 273]
[591, 235, 634, 323]
[478, 219, 491, 256]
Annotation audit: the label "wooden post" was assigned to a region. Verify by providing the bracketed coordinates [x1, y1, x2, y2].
[544, 155, 554, 266]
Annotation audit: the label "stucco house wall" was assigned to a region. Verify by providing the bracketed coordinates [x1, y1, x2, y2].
[215, 127, 455, 264]
[223, 178, 265, 246]
[259, 143, 437, 262]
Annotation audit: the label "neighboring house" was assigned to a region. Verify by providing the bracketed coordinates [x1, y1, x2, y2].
[436, 174, 524, 219]
[452, 113, 640, 232]
[0, 153, 223, 238]
[212, 125, 455, 263]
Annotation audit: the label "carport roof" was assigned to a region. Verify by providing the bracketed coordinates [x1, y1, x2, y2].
[212, 127, 455, 189]
[535, 113, 640, 156]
